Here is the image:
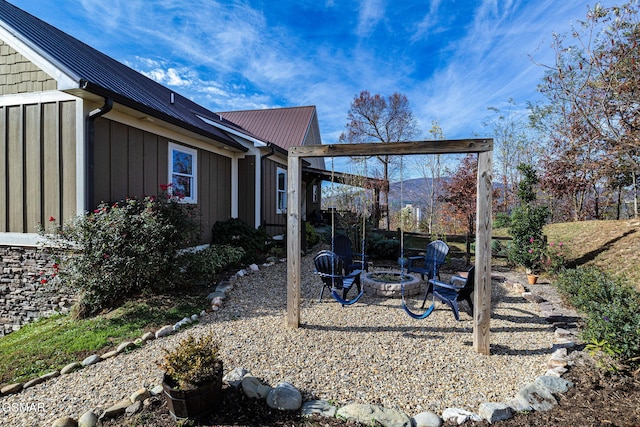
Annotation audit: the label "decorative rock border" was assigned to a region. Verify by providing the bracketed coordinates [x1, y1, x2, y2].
[2, 262, 582, 427]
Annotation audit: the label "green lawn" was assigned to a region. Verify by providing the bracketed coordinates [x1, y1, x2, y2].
[0, 295, 207, 384]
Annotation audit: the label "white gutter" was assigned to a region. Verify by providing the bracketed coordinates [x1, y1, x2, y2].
[197, 114, 268, 148]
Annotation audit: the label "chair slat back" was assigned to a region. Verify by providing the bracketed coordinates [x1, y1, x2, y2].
[314, 250, 346, 289]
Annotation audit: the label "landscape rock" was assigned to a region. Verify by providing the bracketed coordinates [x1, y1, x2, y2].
[100, 398, 133, 419]
[206, 291, 226, 300]
[241, 375, 272, 399]
[224, 367, 249, 387]
[39, 371, 60, 381]
[78, 411, 98, 427]
[130, 387, 151, 402]
[337, 403, 412, 427]
[155, 325, 174, 339]
[150, 384, 164, 396]
[101, 350, 119, 359]
[81, 355, 102, 367]
[412, 411, 443, 427]
[301, 400, 337, 418]
[190, 314, 199, 322]
[141, 331, 155, 341]
[60, 362, 82, 375]
[116, 341, 136, 353]
[516, 383, 558, 412]
[506, 396, 532, 412]
[478, 402, 513, 423]
[216, 282, 233, 293]
[23, 376, 47, 389]
[266, 382, 302, 411]
[534, 376, 574, 394]
[441, 408, 482, 425]
[1, 382, 23, 395]
[51, 416, 78, 427]
[249, 263, 259, 272]
[125, 400, 142, 415]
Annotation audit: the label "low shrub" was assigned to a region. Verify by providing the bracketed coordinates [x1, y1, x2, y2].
[493, 212, 511, 228]
[40, 189, 200, 318]
[182, 244, 245, 283]
[555, 267, 640, 368]
[305, 222, 320, 248]
[211, 218, 272, 262]
[366, 232, 399, 260]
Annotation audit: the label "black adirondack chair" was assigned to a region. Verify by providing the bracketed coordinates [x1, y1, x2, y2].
[407, 240, 449, 281]
[428, 266, 475, 321]
[333, 234, 369, 273]
[314, 250, 363, 305]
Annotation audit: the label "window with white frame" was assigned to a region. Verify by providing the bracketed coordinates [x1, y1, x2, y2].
[276, 167, 287, 214]
[168, 142, 197, 203]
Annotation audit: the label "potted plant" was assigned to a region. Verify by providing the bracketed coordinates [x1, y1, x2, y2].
[157, 333, 223, 421]
[508, 164, 549, 284]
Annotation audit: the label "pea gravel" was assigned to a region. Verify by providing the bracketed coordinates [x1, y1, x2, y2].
[0, 252, 556, 426]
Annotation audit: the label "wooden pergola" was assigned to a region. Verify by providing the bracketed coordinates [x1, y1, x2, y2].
[286, 138, 494, 355]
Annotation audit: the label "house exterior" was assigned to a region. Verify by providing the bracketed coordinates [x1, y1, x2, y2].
[0, 0, 325, 245]
[0, 0, 326, 333]
[219, 106, 326, 236]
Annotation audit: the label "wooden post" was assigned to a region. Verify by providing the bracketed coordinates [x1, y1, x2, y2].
[286, 156, 302, 327]
[473, 150, 493, 354]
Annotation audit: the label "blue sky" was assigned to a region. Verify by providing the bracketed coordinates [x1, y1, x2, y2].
[10, 0, 618, 145]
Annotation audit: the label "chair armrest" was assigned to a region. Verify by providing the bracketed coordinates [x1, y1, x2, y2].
[346, 269, 362, 279]
[428, 279, 461, 291]
[408, 256, 422, 261]
[451, 276, 467, 286]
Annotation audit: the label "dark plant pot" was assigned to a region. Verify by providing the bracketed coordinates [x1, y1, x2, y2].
[162, 363, 223, 421]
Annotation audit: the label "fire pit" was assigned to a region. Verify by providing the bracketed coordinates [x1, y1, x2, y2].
[362, 271, 421, 297]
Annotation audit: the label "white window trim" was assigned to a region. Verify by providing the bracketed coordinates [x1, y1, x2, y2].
[276, 167, 287, 214]
[168, 142, 198, 204]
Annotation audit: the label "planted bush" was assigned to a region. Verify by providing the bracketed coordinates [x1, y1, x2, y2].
[41, 189, 200, 318]
[211, 218, 273, 262]
[182, 244, 245, 282]
[555, 267, 640, 368]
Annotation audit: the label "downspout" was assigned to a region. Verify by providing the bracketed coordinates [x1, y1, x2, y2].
[85, 97, 113, 210]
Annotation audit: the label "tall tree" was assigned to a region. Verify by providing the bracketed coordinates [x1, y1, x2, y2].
[536, 1, 640, 218]
[413, 121, 445, 235]
[339, 91, 420, 230]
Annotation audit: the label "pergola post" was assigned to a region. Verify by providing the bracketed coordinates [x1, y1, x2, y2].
[286, 155, 302, 327]
[473, 150, 493, 354]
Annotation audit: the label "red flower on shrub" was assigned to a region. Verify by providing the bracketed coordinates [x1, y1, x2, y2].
[40, 278, 47, 284]
[49, 216, 56, 222]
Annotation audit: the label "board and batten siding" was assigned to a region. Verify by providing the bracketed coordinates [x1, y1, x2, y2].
[237, 155, 256, 228]
[0, 100, 77, 233]
[92, 117, 231, 243]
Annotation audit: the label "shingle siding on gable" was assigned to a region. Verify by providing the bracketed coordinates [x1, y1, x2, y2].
[0, 40, 56, 94]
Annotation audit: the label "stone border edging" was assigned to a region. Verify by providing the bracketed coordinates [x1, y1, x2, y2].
[2, 262, 582, 427]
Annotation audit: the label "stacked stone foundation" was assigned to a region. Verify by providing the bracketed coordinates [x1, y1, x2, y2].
[0, 245, 75, 336]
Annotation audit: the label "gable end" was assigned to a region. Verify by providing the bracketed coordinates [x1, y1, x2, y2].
[0, 39, 56, 95]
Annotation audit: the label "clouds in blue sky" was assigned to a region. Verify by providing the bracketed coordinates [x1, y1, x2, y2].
[10, 0, 620, 143]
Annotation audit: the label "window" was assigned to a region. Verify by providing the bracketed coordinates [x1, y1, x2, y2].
[168, 142, 197, 203]
[276, 167, 287, 214]
[312, 184, 318, 203]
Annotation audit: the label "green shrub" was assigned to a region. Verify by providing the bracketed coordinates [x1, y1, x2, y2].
[493, 212, 511, 228]
[41, 190, 200, 318]
[366, 232, 399, 260]
[211, 218, 272, 262]
[555, 267, 640, 367]
[157, 333, 222, 389]
[182, 244, 245, 282]
[305, 222, 320, 248]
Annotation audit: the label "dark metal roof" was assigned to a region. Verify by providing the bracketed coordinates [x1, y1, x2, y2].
[218, 106, 317, 151]
[0, 0, 248, 151]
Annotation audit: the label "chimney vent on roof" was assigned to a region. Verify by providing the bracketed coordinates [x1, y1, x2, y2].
[170, 93, 175, 104]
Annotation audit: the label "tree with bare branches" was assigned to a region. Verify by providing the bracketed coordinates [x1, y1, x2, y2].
[339, 90, 420, 229]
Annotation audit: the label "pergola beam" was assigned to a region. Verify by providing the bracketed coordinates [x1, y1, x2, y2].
[287, 138, 493, 355]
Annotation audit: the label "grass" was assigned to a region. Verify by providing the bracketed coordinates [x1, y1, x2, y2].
[0, 294, 208, 384]
[544, 219, 640, 287]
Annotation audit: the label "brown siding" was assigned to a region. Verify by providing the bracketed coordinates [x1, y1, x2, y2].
[92, 117, 231, 243]
[0, 100, 77, 232]
[0, 40, 57, 95]
[262, 158, 286, 235]
[238, 155, 255, 227]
